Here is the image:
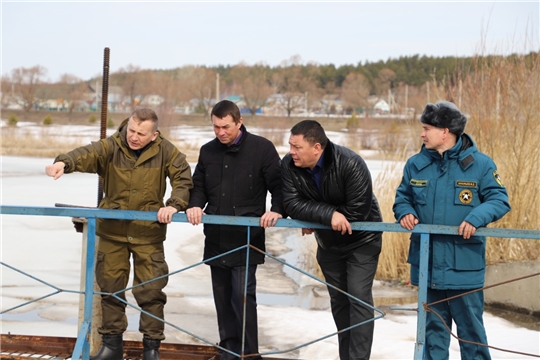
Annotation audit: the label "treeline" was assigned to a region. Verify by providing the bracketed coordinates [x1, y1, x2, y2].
[2, 52, 538, 117]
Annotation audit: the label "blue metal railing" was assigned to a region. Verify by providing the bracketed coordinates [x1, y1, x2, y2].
[1, 205, 539, 359]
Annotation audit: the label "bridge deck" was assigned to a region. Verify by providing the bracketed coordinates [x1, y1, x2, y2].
[0, 334, 291, 360]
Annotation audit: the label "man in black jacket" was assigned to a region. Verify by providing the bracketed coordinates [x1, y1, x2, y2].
[186, 100, 286, 360]
[281, 120, 382, 360]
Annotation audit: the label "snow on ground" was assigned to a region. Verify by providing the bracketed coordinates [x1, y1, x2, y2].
[1, 152, 539, 359]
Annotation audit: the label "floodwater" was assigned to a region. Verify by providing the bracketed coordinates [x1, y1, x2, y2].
[258, 231, 418, 311]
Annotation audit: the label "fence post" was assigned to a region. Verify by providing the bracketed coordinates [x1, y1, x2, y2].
[71, 217, 99, 359]
[414, 233, 430, 360]
[75, 217, 102, 356]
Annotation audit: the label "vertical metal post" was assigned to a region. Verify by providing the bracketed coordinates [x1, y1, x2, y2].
[76, 218, 102, 355]
[414, 233, 430, 360]
[72, 217, 97, 359]
[241, 226, 251, 359]
[97, 47, 110, 206]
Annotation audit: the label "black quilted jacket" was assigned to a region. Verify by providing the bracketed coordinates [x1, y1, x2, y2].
[281, 141, 382, 251]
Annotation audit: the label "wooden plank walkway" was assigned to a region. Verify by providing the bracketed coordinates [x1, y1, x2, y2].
[0, 334, 293, 360]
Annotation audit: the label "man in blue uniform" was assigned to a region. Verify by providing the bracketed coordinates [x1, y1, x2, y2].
[393, 101, 510, 360]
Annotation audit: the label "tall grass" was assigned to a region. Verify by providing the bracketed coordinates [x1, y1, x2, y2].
[451, 51, 540, 262]
[0, 127, 85, 157]
[374, 51, 540, 280]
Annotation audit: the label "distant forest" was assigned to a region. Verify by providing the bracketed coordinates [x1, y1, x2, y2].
[2, 52, 538, 116]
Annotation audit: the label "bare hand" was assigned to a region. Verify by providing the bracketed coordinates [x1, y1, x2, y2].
[260, 211, 282, 229]
[301, 228, 314, 236]
[331, 211, 352, 235]
[400, 213, 419, 230]
[186, 207, 204, 225]
[45, 162, 65, 180]
[157, 206, 178, 224]
[458, 221, 476, 239]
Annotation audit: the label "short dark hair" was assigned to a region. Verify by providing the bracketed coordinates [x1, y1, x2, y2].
[131, 107, 158, 131]
[290, 120, 328, 149]
[211, 100, 242, 124]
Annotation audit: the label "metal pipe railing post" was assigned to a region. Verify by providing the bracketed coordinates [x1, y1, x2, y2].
[414, 233, 430, 360]
[72, 217, 97, 359]
[241, 226, 252, 359]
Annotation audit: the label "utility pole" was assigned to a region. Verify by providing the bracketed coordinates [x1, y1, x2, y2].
[458, 79, 462, 109]
[216, 73, 220, 103]
[405, 84, 409, 116]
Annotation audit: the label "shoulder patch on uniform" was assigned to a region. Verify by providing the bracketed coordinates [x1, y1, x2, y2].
[456, 180, 477, 188]
[493, 170, 504, 187]
[410, 179, 428, 186]
[460, 155, 475, 168]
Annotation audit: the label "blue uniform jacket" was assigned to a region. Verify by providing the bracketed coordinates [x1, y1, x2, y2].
[393, 134, 510, 290]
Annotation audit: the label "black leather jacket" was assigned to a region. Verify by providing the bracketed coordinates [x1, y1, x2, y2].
[281, 141, 382, 251]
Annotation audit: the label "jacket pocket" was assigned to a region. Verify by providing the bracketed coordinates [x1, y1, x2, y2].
[411, 186, 427, 205]
[454, 181, 479, 207]
[95, 251, 106, 291]
[406, 235, 421, 266]
[454, 238, 485, 271]
[150, 252, 169, 290]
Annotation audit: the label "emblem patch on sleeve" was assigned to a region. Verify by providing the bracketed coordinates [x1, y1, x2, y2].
[493, 170, 504, 187]
[459, 189, 473, 204]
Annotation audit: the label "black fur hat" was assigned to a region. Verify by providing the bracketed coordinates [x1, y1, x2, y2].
[420, 101, 467, 136]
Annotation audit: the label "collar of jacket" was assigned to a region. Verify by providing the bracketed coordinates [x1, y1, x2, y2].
[415, 133, 477, 171]
[321, 141, 336, 169]
[219, 124, 249, 153]
[286, 140, 337, 172]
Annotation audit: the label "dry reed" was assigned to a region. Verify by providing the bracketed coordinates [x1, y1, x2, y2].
[373, 50, 540, 281]
[452, 51, 540, 262]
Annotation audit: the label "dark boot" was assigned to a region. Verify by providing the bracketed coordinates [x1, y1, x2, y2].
[90, 334, 123, 360]
[142, 338, 161, 360]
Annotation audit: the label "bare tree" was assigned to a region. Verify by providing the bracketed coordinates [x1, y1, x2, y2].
[271, 58, 319, 117]
[182, 66, 216, 115]
[58, 74, 89, 118]
[341, 72, 371, 113]
[1, 76, 14, 109]
[230, 63, 273, 116]
[373, 68, 397, 95]
[10, 65, 47, 112]
[113, 64, 155, 108]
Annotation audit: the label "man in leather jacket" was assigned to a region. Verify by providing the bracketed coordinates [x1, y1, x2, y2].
[281, 119, 383, 360]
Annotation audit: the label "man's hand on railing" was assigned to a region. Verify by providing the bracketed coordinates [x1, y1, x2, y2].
[260, 211, 282, 229]
[157, 206, 178, 224]
[399, 213, 419, 231]
[186, 207, 205, 225]
[458, 221, 477, 239]
[331, 211, 352, 235]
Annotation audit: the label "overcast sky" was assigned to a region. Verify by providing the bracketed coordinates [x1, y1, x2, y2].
[1, 1, 539, 82]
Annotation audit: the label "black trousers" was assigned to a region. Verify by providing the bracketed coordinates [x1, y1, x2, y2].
[210, 265, 262, 360]
[317, 237, 382, 360]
